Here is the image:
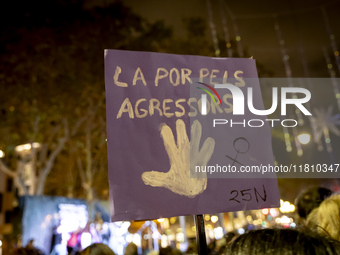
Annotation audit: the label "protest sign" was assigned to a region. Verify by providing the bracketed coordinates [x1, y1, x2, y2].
[105, 49, 280, 221]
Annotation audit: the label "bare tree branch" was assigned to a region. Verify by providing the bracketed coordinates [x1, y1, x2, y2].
[0, 160, 28, 195]
[70, 116, 87, 136]
[77, 157, 87, 190]
[0, 160, 16, 178]
[35, 116, 87, 195]
[63, 118, 69, 138]
[47, 125, 62, 145]
[33, 116, 40, 134]
[85, 116, 93, 201]
[36, 120, 69, 195]
[36, 135, 68, 195]
[38, 143, 48, 168]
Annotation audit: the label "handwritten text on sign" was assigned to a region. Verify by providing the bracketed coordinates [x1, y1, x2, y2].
[114, 66, 245, 119]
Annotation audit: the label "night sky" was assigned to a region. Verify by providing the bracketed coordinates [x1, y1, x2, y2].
[122, 0, 340, 77]
[2, 0, 340, 77]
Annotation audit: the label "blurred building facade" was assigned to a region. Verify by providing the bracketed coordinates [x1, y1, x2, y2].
[0, 169, 15, 239]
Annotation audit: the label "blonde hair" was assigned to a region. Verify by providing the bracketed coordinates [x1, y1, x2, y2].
[307, 194, 340, 241]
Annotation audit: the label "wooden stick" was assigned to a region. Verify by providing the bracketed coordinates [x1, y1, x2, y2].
[194, 214, 208, 255]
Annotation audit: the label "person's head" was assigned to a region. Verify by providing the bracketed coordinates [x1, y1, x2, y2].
[12, 248, 28, 255]
[159, 246, 182, 255]
[80, 243, 116, 255]
[226, 228, 340, 255]
[185, 243, 197, 254]
[225, 232, 236, 244]
[124, 243, 137, 255]
[307, 194, 340, 241]
[295, 187, 332, 219]
[25, 239, 34, 249]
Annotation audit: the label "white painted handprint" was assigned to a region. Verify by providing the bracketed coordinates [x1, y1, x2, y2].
[142, 119, 215, 198]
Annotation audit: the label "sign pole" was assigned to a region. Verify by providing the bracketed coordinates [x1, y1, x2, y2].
[194, 214, 208, 255]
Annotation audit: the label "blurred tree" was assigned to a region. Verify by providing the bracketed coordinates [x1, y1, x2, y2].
[162, 17, 215, 56]
[0, 0, 172, 199]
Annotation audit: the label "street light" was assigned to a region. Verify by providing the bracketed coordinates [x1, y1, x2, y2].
[279, 199, 295, 213]
[15, 142, 41, 153]
[0, 150, 4, 158]
[211, 215, 218, 223]
[297, 133, 311, 145]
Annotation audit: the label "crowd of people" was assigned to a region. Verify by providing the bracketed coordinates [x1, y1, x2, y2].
[10, 186, 340, 255]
